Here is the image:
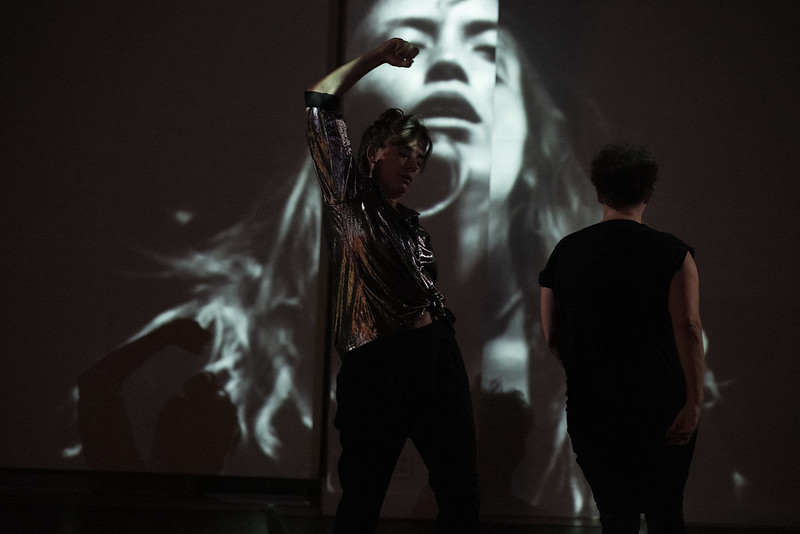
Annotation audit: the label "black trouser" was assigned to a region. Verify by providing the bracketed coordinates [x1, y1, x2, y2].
[333, 321, 480, 534]
[567, 411, 696, 534]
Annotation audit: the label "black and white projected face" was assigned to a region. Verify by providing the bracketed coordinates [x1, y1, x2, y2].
[6, 0, 799, 527]
[347, 0, 499, 216]
[341, 0, 601, 518]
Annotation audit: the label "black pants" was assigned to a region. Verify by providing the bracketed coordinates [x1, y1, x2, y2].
[568, 412, 697, 534]
[333, 321, 480, 534]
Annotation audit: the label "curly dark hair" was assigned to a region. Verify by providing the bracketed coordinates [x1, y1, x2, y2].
[590, 144, 659, 209]
[357, 108, 433, 176]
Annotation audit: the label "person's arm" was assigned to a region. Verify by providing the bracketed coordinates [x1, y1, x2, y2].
[305, 38, 418, 205]
[308, 38, 418, 96]
[540, 286, 564, 363]
[665, 251, 705, 446]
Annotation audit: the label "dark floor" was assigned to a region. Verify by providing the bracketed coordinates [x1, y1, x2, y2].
[2, 504, 799, 534]
[279, 514, 800, 534]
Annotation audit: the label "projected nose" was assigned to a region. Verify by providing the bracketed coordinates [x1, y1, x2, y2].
[426, 60, 469, 83]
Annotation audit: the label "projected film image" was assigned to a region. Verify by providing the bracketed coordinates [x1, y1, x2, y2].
[4, 0, 799, 527]
[334, 0, 602, 517]
[64, 59, 328, 479]
[331, 0, 730, 520]
[2, 2, 328, 482]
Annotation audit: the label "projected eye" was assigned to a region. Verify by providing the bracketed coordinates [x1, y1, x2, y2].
[394, 27, 431, 54]
[474, 45, 496, 63]
[496, 57, 509, 84]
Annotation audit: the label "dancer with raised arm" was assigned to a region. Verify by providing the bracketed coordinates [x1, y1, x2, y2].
[306, 38, 480, 534]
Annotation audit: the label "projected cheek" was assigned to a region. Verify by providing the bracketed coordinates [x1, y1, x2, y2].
[490, 70, 526, 200]
[463, 48, 498, 123]
[358, 67, 425, 111]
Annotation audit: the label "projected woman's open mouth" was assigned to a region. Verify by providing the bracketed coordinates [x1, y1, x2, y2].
[416, 92, 482, 142]
[400, 93, 483, 215]
[416, 93, 481, 124]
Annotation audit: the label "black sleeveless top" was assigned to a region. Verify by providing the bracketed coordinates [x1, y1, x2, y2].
[539, 219, 694, 421]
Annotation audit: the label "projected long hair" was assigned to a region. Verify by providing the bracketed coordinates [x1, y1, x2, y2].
[124, 163, 322, 469]
[117, 4, 599, 492]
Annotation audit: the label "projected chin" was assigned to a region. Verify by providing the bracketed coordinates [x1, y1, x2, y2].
[401, 146, 466, 216]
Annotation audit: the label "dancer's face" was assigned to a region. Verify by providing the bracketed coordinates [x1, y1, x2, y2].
[352, 0, 499, 182]
[369, 140, 427, 203]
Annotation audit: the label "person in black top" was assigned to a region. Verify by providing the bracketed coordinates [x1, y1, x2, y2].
[539, 145, 704, 533]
